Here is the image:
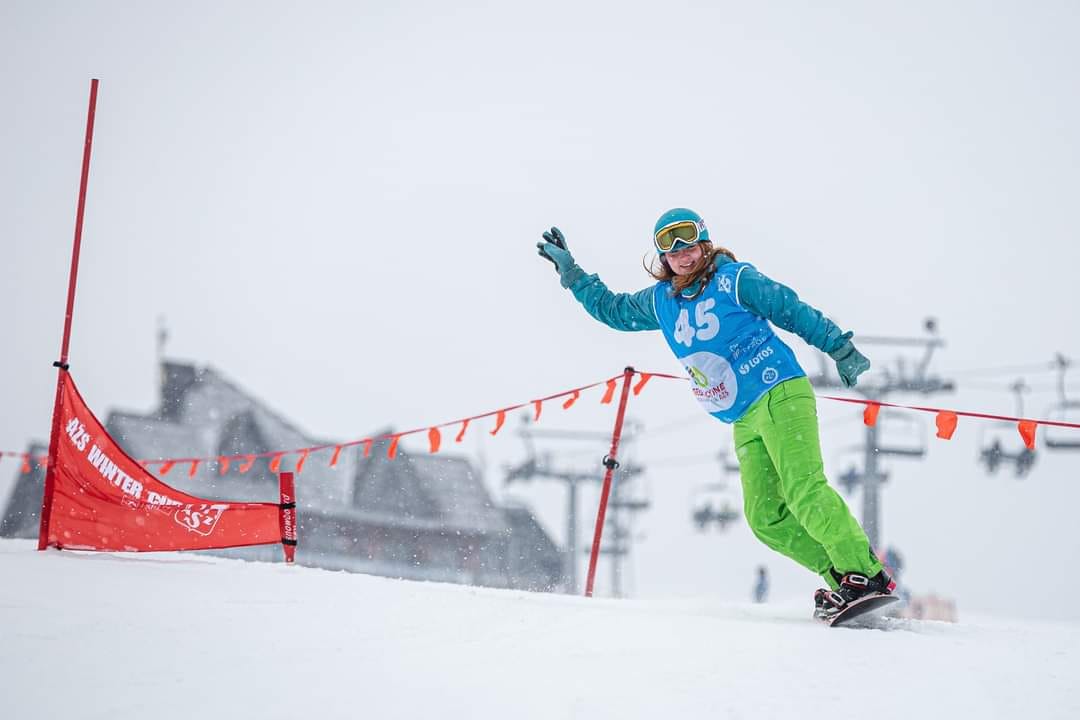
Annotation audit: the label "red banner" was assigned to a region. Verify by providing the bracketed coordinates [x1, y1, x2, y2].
[41, 373, 282, 552]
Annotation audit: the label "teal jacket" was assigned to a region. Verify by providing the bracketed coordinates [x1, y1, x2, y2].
[559, 255, 849, 354]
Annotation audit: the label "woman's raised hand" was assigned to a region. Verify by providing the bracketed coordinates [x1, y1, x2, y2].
[537, 226, 573, 273]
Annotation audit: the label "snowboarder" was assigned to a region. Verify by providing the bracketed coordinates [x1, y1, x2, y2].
[536, 208, 894, 620]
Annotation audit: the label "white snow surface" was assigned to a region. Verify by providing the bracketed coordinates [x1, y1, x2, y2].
[2, 539, 1076, 720]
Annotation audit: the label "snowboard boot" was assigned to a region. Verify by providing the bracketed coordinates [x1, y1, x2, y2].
[813, 570, 895, 620]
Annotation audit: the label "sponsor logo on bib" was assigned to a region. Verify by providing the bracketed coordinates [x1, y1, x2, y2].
[681, 351, 738, 413]
[739, 346, 774, 375]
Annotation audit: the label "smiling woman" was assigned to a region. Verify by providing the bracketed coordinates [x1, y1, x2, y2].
[643, 211, 738, 296]
[536, 207, 891, 622]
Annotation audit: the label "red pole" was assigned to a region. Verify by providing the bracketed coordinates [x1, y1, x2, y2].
[584, 366, 635, 598]
[279, 472, 298, 563]
[38, 79, 100, 550]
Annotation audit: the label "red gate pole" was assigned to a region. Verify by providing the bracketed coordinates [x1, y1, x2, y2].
[38, 79, 100, 550]
[584, 366, 636, 598]
[279, 472, 298, 563]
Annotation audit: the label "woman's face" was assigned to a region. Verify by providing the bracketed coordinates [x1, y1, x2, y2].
[665, 243, 704, 276]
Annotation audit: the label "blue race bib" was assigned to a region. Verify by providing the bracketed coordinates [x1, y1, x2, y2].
[653, 261, 806, 423]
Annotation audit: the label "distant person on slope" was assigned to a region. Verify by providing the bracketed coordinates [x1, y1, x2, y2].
[536, 208, 894, 620]
[753, 565, 769, 604]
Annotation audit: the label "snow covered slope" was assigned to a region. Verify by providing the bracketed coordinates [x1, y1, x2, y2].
[1, 539, 1076, 720]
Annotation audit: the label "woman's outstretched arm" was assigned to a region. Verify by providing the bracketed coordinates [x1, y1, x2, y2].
[538, 226, 660, 332]
[736, 266, 870, 387]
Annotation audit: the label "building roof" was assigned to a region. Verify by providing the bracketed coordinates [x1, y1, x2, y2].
[11, 361, 524, 537]
[351, 440, 506, 533]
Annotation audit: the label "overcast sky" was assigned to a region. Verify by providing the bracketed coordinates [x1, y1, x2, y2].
[2, 1, 1079, 620]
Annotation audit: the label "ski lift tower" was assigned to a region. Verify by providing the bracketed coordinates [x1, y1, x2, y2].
[591, 465, 648, 598]
[504, 418, 646, 596]
[811, 318, 955, 549]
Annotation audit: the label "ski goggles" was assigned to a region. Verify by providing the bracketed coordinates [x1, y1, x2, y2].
[654, 220, 705, 253]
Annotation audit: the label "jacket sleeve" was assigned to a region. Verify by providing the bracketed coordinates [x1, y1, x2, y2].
[735, 266, 848, 353]
[564, 269, 660, 332]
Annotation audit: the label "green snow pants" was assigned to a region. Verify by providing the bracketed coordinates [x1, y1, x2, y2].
[734, 376, 881, 589]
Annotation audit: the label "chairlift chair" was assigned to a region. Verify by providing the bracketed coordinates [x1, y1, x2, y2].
[976, 422, 1037, 478]
[1044, 400, 1080, 450]
[876, 411, 928, 458]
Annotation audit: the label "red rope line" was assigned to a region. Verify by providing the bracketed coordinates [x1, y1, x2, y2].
[1, 373, 626, 470]
[818, 395, 1080, 429]
[641, 370, 1080, 428]
[5, 369, 1079, 474]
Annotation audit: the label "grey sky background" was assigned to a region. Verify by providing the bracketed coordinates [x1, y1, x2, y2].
[2, 1, 1079, 619]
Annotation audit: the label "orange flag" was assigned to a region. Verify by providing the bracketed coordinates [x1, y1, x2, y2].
[601, 379, 617, 404]
[863, 403, 881, 427]
[455, 419, 470, 443]
[935, 411, 958, 440]
[490, 410, 506, 436]
[1018, 420, 1037, 450]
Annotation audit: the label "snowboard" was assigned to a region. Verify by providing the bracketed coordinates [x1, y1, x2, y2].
[826, 593, 900, 628]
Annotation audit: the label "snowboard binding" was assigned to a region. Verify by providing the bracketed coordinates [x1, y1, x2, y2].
[814, 570, 897, 626]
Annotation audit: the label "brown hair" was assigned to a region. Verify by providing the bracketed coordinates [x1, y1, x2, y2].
[644, 241, 738, 298]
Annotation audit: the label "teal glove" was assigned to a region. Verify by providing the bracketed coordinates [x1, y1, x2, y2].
[828, 332, 871, 388]
[537, 227, 585, 288]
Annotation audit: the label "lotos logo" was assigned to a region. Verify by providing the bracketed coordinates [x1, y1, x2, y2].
[174, 503, 229, 536]
[738, 346, 774, 375]
[717, 275, 732, 294]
